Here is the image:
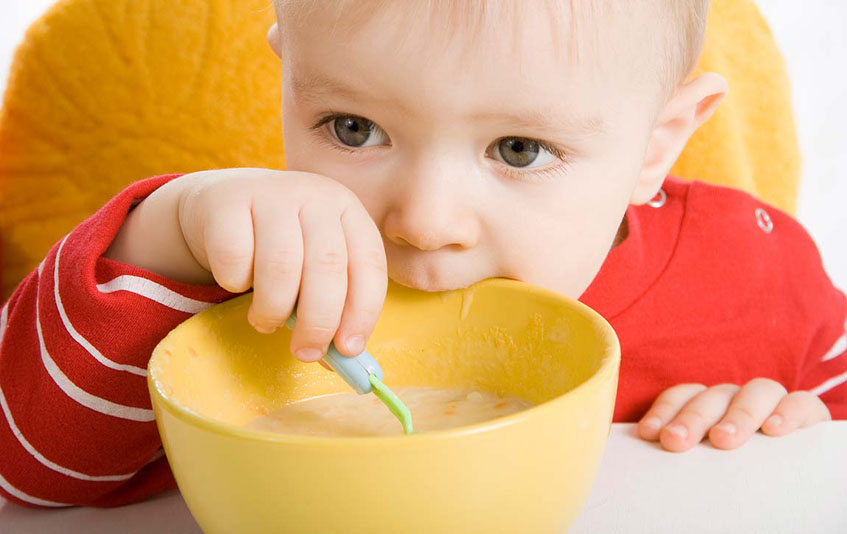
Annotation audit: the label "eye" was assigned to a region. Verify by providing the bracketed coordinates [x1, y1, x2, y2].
[490, 137, 558, 169]
[330, 115, 388, 148]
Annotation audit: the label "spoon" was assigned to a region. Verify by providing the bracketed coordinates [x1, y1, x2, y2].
[284, 313, 413, 434]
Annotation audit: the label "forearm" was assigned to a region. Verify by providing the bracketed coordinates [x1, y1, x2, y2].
[103, 172, 213, 286]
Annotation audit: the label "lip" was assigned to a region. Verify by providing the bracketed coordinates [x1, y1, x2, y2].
[386, 250, 491, 292]
[388, 268, 476, 293]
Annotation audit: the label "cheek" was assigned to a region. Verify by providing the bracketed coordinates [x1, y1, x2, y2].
[496, 201, 617, 296]
[490, 160, 635, 297]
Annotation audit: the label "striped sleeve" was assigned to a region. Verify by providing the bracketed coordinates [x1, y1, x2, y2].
[790, 224, 847, 419]
[798, 288, 847, 420]
[0, 175, 237, 508]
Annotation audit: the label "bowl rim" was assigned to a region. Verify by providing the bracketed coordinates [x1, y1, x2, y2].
[148, 278, 620, 447]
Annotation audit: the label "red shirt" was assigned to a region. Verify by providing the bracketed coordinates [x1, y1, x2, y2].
[1, 175, 845, 508]
[580, 177, 846, 422]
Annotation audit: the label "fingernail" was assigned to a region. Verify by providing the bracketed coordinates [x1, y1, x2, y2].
[345, 335, 365, 354]
[295, 348, 323, 362]
[253, 323, 276, 334]
[665, 424, 688, 438]
[714, 422, 737, 435]
[643, 417, 662, 429]
[766, 414, 783, 427]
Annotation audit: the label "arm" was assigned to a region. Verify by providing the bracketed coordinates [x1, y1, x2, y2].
[103, 171, 213, 285]
[0, 175, 236, 507]
[636, 186, 845, 450]
[1, 167, 388, 506]
[795, 285, 847, 420]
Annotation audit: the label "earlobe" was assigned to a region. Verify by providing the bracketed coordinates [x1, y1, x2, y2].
[632, 72, 729, 205]
[267, 23, 281, 57]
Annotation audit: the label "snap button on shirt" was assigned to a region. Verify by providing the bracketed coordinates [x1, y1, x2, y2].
[648, 189, 667, 208]
[756, 207, 774, 233]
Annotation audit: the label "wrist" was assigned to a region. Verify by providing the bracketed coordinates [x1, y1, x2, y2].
[104, 175, 214, 285]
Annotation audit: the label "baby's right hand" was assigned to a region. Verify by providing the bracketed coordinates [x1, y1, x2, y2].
[176, 168, 387, 362]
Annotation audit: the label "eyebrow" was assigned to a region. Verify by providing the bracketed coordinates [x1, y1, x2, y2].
[291, 73, 605, 138]
[471, 109, 605, 138]
[292, 72, 406, 108]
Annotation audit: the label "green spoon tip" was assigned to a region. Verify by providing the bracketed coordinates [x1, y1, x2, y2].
[368, 374, 414, 435]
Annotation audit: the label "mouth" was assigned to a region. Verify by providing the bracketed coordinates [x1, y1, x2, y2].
[388, 268, 478, 293]
[384, 245, 495, 293]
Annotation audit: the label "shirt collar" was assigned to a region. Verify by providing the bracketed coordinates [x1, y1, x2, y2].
[579, 177, 687, 319]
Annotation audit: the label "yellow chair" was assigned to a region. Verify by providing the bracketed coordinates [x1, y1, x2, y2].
[0, 0, 801, 299]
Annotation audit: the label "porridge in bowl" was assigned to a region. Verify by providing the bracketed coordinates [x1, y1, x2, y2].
[248, 387, 533, 437]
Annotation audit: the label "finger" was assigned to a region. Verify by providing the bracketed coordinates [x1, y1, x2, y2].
[247, 202, 303, 334]
[333, 206, 388, 356]
[659, 383, 740, 452]
[761, 390, 832, 437]
[290, 202, 348, 362]
[708, 378, 786, 450]
[203, 197, 255, 292]
[638, 384, 707, 442]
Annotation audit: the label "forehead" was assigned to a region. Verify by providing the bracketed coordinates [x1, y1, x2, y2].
[279, 2, 651, 126]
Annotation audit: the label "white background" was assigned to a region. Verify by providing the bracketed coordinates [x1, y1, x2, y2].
[0, 0, 845, 289]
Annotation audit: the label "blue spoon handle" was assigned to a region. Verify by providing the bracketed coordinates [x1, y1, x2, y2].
[284, 313, 383, 394]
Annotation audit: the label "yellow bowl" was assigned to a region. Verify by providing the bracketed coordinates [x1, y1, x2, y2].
[147, 278, 620, 534]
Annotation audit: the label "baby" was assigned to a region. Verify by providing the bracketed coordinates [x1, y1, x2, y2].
[0, 0, 844, 507]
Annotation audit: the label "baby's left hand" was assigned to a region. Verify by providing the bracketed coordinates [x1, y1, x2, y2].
[638, 379, 832, 452]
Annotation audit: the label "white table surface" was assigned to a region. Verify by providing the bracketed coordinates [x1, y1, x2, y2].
[1, 422, 845, 534]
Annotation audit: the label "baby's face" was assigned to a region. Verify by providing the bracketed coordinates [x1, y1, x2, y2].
[275, 4, 661, 297]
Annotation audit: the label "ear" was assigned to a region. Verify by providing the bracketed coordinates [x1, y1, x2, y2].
[631, 72, 729, 205]
[267, 23, 282, 58]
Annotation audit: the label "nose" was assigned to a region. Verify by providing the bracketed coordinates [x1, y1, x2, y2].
[381, 163, 481, 251]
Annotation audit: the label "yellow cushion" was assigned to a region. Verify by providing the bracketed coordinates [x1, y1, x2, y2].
[0, 0, 800, 298]
[671, 0, 801, 214]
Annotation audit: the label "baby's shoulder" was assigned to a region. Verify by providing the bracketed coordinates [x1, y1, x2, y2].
[679, 178, 815, 257]
[667, 177, 831, 298]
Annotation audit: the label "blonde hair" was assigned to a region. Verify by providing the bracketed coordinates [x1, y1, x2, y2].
[656, 0, 709, 93]
[274, 0, 709, 101]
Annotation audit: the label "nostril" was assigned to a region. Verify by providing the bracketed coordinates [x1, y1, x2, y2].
[413, 232, 443, 251]
[400, 232, 450, 251]
[384, 231, 411, 248]
[382, 207, 479, 251]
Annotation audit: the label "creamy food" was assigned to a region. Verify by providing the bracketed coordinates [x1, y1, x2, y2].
[247, 387, 532, 437]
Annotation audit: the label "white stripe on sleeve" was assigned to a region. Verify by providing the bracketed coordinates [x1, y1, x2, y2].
[145, 448, 166, 466]
[0, 472, 71, 507]
[0, 383, 135, 482]
[54, 236, 147, 377]
[809, 372, 847, 397]
[35, 270, 155, 422]
[96, 275, 215, 314]
[0, 303, 7, 347]
[821, 334, 847, 362]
